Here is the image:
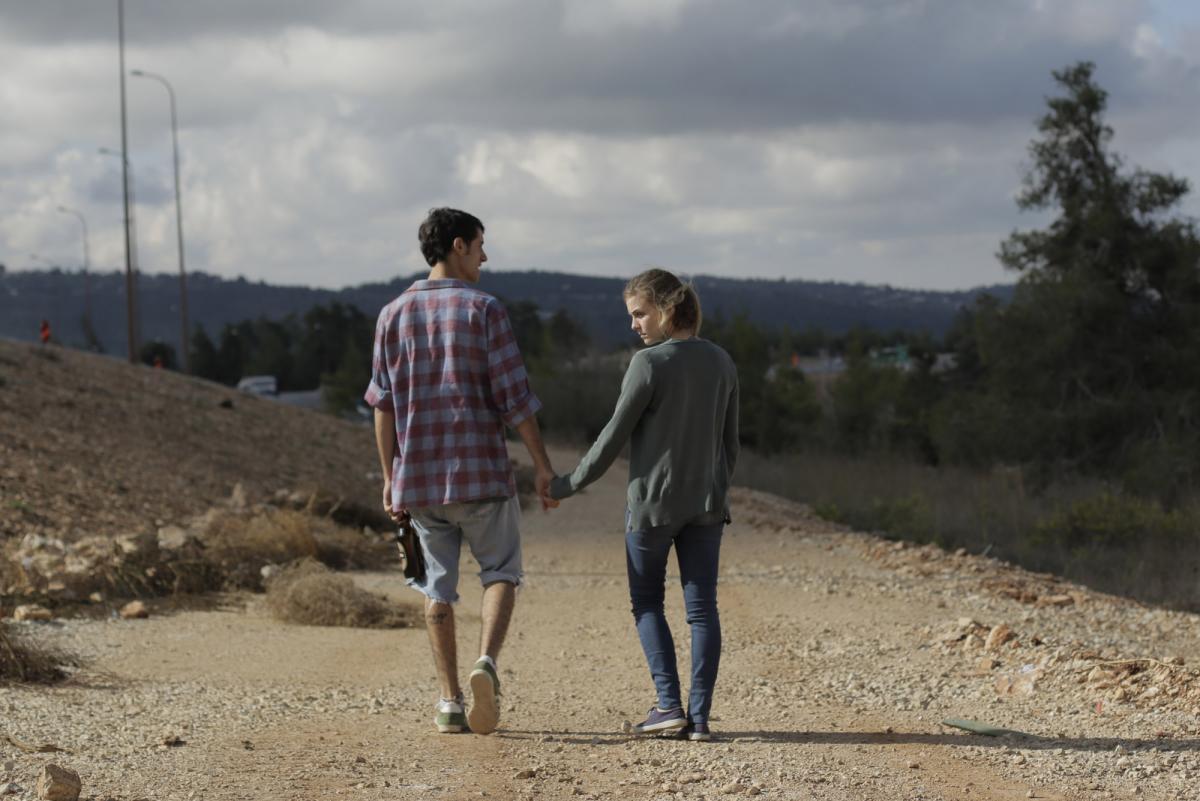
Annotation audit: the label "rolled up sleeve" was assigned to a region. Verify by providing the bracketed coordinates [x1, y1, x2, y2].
[485, 300, 542, 427]
[363, 308, 395, 412]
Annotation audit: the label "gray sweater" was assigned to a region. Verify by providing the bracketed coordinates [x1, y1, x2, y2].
[549, 338, 739, 530]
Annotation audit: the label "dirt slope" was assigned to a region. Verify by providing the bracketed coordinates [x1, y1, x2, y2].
[4, 342, 1200, 801]
[0, 339, 379, 544]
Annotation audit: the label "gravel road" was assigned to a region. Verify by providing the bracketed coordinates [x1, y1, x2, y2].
[4, 446, 1200, 801]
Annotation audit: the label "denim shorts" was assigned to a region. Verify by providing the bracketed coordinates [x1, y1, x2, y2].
[406, 495, 522, 604]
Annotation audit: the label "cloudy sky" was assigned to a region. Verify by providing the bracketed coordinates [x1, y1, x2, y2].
[1, 0, 1198, 290]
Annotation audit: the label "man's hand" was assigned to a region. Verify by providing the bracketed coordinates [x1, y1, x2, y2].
[382, 480, 405, 523]
[535, 467, 559, 510]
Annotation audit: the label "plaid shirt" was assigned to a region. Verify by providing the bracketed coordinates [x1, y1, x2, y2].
[364, 279, 541, 509]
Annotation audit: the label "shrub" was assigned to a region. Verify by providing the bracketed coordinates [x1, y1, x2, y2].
[0, 621, 73, 684]
[264, 560, 418, 629]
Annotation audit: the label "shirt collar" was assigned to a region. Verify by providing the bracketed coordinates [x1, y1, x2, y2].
[407, 278, 471, 292]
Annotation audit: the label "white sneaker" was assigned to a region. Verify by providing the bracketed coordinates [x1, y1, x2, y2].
[434, 697, 466, 733]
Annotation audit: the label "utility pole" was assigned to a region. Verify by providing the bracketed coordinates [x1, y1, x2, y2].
[118, 0, 138, 362]
[132, 69, 190, 372]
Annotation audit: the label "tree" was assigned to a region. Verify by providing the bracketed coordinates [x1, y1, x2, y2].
[190, 325, 219, 381]
[959, 62, 1200, 494]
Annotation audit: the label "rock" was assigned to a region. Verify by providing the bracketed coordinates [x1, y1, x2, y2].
[119, 601, 149, 619]
[721, 782, 741, 795]
[35, 764, 81, 801]
[13, 604, 53, 622]
[156, 525, 189, 550]
[1036, 594, 1074, 607]
[985, 623, 1016, 651]
[976, 657, 1000, 673]
[514, 769, 537, 779]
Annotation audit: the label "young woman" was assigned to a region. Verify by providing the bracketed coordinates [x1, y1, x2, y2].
[548, 268, 739, 741]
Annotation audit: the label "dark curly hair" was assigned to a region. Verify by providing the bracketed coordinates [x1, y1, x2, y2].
[417, 207, 485, 267]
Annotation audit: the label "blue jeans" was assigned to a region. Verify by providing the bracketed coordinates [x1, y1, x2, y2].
[625, 515, 723, 724]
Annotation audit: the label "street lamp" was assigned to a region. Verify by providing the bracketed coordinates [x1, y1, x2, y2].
[99, 146, 141, 355]
[56, 205, 92, 328]
[131, 68, 190, 373]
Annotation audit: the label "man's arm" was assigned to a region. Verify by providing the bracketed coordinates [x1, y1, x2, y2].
[515, 415, 557, 509]
[374, 408, 400, 521]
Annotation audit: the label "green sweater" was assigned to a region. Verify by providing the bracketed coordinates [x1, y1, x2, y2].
[549, 338, 739, 530]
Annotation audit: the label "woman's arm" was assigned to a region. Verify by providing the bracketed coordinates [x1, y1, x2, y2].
[549, 355, 653, 500]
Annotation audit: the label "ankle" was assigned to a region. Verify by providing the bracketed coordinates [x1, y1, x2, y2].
[477, 655, 497, 669]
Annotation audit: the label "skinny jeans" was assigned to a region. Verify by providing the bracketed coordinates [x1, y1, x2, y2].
[625, 515, 723, 724]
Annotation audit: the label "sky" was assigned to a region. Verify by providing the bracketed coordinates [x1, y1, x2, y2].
[1, 0, 1198, 291]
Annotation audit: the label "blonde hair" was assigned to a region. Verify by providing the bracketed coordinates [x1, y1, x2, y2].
[623, 268, 702, 336]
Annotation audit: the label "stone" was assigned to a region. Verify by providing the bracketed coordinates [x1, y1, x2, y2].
[35, 764, 81, 801]
[13, 604, 53, 622]
[514, 769, 537, 779]
[156, 525, 189, 550]
[119, 601, 149, 619]
[985, 623, 1016, 651]
[976, 657, 1000, 674]
[721, 782, 741, 795]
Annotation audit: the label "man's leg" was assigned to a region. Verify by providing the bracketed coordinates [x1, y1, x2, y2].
[478, 579, 516, 660]
[463, 497, 523, 735]
[408, 505, 466, 733]
[425, 598, 460, 700]
[466, 582, 513, 734]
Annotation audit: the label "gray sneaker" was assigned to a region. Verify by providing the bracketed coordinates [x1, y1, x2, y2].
[468, 658, 501, 734]
[434, 697, 467, 734]
[631, 706, 687, 734]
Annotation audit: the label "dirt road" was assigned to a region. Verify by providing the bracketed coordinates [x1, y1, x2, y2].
[5, 444, 1200, 800]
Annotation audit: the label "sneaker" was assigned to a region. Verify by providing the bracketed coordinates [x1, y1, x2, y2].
[688, 722, 712, 741]
[631, 706, 687, 734]
[468, 658, 501, 735]
[435, 697, 467, 734]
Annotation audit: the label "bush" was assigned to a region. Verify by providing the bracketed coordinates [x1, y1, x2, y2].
[736, 448, 1200, 610]
[264, 560, 418, 629]
[0, 621, 73, 684]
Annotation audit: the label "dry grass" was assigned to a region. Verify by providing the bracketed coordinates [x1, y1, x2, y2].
[736, 448, 1200, 610]
[200, 508, 394, 591]
[0, 620, 71, 684]
[264, 559, 418, 629]
[202, 509, 321, 591]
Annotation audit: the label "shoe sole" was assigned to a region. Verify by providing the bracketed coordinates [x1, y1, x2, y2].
[436, 723, 465, 734]
[688, 732, 713, 741]
[632, 718, 687, 734]
[468, 669, 499, 735]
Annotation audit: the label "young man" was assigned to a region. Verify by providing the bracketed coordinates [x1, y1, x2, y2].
[365, 207, 555, 735]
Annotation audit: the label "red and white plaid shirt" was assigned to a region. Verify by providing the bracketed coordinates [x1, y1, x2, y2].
[364, 279, 541, 509]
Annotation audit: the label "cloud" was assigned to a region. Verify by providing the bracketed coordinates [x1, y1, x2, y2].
[0, 0, 1197, 291]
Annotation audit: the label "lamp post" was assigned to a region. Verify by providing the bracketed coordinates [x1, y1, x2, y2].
[131, 68, 190, 373]
[116, 0, 136, 363]
[56, 205, 92, 328]
[99, 146, 141, 355]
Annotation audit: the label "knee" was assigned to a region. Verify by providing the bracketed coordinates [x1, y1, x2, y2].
[425, 601, 454, 626]
[628, 592, 665, 618]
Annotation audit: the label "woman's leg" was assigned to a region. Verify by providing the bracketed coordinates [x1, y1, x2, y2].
[674, 521, 723, 724]
[626, 523, 683, 711]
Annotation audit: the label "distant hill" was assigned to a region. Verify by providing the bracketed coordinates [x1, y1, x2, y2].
[0, 266, 1013, 353]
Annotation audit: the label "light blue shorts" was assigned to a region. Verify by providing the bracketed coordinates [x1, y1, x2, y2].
[407, 495, 523, 604]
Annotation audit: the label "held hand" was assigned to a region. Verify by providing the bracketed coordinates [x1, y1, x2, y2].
[535, 467, 560, 511]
